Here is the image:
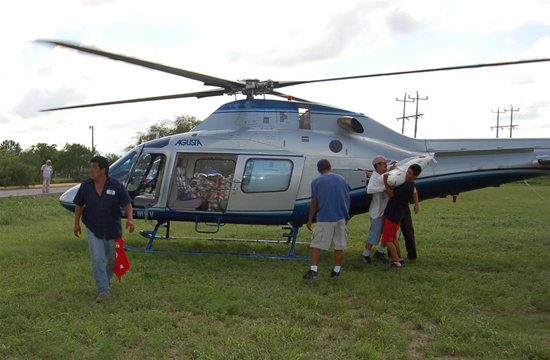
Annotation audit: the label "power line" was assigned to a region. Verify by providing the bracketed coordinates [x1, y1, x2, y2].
[503, 105, 519, 138]
[490, 107, 505, 138]
[408, 91, 428, 138]
[396, 92, 415, 135]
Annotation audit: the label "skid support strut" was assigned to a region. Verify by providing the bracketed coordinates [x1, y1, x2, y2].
[126, 221, 310, 260]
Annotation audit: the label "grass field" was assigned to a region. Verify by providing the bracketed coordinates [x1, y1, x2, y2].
[0, 180, 549, 359]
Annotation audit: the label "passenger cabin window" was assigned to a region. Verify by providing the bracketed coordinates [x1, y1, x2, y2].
[299, 106, 311, 129]
[241, 159, 293, 193]
[127, 153, 166, 198]
[169, 157, 236, 212]
[195, 159, 235, 177]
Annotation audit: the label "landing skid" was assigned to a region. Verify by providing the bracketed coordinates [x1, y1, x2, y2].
[124, 220, 311, 260]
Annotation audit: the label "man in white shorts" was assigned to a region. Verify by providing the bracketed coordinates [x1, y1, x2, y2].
[304, 159, 351, 279]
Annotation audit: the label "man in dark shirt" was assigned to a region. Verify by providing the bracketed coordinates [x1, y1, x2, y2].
[382, 164, 422, 268]
[73, 156, 135, 303]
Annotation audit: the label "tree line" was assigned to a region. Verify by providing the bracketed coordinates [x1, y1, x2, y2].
[0, 115, 201, 187]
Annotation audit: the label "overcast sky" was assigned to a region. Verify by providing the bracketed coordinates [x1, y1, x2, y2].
[1, 0, 549, 155]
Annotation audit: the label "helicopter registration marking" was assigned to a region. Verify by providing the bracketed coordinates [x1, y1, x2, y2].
[136, 210, 155, 219]
[174, 139, 203, 146]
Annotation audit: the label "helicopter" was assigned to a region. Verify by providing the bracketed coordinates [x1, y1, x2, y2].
[36, 40, 550, 259]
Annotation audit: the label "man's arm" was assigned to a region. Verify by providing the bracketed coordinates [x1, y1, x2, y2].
[357, 168, 373, 178]
[124, 203, 135, 234]
[366, 174, 386, 194]
[413, 187, 419, 214]
[74, 205, 83, 237]
[307, 197, 318, 231]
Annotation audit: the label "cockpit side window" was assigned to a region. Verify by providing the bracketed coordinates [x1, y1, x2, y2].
[127, 153, 166, 198]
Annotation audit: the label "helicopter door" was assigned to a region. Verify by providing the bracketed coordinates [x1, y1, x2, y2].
[226, 156, 305, 214]
[126, 152, 167, 208]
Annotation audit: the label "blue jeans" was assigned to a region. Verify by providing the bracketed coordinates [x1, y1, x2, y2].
[86, 228, 115, 295]
[366, 216, 384, 245]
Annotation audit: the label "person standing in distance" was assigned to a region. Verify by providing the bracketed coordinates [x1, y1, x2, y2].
[304, 159, 351, 279]
[73, 156, 135, 303]
[40, 160, 53, 193]
[361, 155, 391, 264]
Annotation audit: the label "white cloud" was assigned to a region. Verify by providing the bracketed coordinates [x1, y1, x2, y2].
[0, 0, 548, 154]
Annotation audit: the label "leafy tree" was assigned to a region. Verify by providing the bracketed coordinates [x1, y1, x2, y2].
[126, 115, 201, 150]
[0, 151, 34, 187]
[0, 140, 22, 155]
[172, 115, 201, 134]
[57, 143, 93, 181]
[22, 143, 59, 174]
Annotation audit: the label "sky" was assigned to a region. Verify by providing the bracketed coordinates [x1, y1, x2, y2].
[1, 0, 549, 155]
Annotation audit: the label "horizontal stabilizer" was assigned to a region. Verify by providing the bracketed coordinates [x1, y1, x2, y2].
[434, 147, 534, 157]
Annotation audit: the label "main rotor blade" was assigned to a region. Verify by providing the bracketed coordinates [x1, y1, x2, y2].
[275, 58, 550, 89]
[40, 89, 227, 112]
[35, 39, 245, 90]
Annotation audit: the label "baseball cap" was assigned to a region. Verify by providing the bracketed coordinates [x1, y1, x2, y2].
[372, 155, 391, 166]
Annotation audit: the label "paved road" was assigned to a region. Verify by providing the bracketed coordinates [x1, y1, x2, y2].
[0, 184, 78, 198]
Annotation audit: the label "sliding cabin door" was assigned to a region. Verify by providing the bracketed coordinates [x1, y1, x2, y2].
[225, 155, 305, 215]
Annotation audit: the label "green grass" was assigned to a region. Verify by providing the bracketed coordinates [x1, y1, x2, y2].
[0, 181, 549, 359]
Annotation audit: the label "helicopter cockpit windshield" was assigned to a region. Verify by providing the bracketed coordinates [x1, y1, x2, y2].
[127, 153, 166, 205]
[108, 149, 139, 185]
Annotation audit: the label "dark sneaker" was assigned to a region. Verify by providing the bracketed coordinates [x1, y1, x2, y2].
[389, 263, 403, 269]
[362, 255, 372, 264]
[399, 260, 405, 266]
[303, 270, 318, 280]
[373, 251, 389, 263]
[95, 293, 108, 303]
[330, 270, 340, 277]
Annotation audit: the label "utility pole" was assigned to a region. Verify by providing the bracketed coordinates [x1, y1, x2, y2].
[503, 105, 519, 138]
[408, 91, 428, 138]
[89, 125, 94, 153]
[396, 92, 415, 135]
[490, 107, 505, 138]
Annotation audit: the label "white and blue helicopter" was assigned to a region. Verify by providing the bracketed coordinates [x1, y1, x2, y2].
[37, 40, 550, 259]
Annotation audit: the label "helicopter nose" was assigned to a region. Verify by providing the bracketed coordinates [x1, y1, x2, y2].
[59, 184, 80, 211]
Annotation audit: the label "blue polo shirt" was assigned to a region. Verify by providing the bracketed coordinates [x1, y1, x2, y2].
[73, 176, 132, 240]
[311, 172, 350, 222]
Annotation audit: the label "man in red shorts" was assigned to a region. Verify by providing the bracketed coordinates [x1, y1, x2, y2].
[382, 164, 422, 268]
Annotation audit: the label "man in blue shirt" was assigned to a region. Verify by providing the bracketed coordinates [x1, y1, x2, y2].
[73, 156, 135, 303]
[304, 159, 351, 279]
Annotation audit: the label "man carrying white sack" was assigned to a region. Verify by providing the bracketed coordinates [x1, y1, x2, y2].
[361, 155, 391, 264]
